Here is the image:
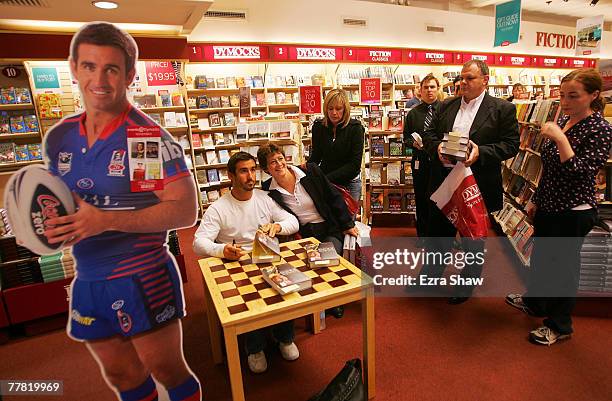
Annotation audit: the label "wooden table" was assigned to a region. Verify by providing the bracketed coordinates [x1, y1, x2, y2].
[198, 237, 375, 401]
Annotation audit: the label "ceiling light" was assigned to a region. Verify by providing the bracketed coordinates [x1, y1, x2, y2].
[92, 1, 118, 9]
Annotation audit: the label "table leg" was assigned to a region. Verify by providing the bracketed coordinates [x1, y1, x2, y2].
[224, 326, 245, 401]
[312, 311, 323, 334]
[204, 284, 223, 365]
[362, 288, 375, 399]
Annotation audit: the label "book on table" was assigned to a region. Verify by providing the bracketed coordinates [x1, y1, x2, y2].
[304, 241, 340, 268]
[261, 263, 312, 295]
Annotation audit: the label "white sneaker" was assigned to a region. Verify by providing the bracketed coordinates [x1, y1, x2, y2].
[247, 351, 267, 373]
[279, 342, 300, 361]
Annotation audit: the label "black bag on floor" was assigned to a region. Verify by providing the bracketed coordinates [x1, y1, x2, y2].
[308, 358, 365, 401]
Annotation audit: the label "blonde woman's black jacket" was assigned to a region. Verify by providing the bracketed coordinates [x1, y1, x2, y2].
[261, 163, 354, 235]
[309, 118, 365, 187]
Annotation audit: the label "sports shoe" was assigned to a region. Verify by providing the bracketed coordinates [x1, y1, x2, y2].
[279, 341, 300, 361]
[529, 326, 571, 346]
[247, 351, 267, 373]
[505, 293, 534, 315]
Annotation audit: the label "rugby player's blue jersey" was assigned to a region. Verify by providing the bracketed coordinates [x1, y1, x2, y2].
[44, 105, 190, 281]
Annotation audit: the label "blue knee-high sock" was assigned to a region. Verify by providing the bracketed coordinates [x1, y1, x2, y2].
[168, 375, 201, 401]
[119, 375, 158, 401]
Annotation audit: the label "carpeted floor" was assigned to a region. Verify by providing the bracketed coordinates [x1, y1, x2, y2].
[0, 226, 611, 401]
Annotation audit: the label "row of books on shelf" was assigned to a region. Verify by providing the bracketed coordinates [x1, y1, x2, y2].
[132, 91, 184, 109]
[192, 112, 237, 129]
[195, 166, 230, 184]
[0, 143, 42, 164]
[489, 87, 511, 98]
[193, 149, 233, 166]
[368, 161, 413, 186]
[192, 74, 329, 89]
[370, 136, 410, 156]
[200, 187, 230, 204]
[189, 91, 300, 110]
[579, 222, 612, 292]
[149, 112, 187, 128]
[1, 87, 32, 104]
[337, 67, 395, 85]
[515, 99, 562, 125]
[0, 113, 39, 134]
[186, 143, 301, 170]
[504, 149, 543, 184]
[370, 189, 416, 213]
[519, 125, 546, 153]
[494, 198, 535, 262]
[503, 173, 536, 207]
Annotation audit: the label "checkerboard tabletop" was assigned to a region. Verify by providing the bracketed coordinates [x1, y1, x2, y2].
[199, 237, 371, 324]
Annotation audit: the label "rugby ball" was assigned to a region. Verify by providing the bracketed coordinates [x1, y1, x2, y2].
[4, 165, 76, 255]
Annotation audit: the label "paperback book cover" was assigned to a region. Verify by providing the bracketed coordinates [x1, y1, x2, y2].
[197, 95, 209, 109]
[194, 75, 208, 89]
[0, 142, 15, 164]
[9, 115, 26, 134]
[261, 263, 312, 295]
[14, 88, 32, 104]
[14, 144, 29, 162]
[387, 190, 402, 212]
[389, 138, 403, 156]
[158, 90, 171, 107]
[0, 88, 16, 104]
[371, 137, 385, 158]
[305, 242, 341, 268]
[388, 110, 403, 132]
[207, 168, 220, 183]
[370, 190, 384, 211]
[252, 230, 282, 263]
[191, 133, 202, 148]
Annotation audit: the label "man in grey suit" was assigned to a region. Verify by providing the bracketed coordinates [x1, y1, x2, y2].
[421, 59, 520, 304]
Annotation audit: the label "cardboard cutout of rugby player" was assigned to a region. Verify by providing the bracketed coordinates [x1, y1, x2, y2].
[42, 22, 202, 401]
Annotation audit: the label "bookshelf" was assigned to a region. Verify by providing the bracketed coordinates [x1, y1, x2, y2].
[0, 63, 43, 177]
[365, 124, 414, 225]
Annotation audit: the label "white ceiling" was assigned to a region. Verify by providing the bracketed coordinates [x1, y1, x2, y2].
[0, 0, 214, 34]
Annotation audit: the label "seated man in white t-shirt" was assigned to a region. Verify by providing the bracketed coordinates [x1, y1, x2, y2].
[193, 152, 299, 374]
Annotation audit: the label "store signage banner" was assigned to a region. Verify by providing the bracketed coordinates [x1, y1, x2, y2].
[415, 51, 453, 64]
[288, 46, 342, 62]
[360, 77, 382, 105]
[199, 45, 269, 62]
[144, 61, 176, 86]
[494, 0, 521, 47]
[343, 48, 359, 62]
[356, 48, 402, 63]
[599, 59, 612, 99]
[32, 67, 60, 89]
[563, 58, 588, 69]
[271, 45, 289, 61]
[575, 15, 604, 56]
[299, 85, 322, 114]
[536, 57, 561, 68]
[459, 53, 496, 65]
[497, 54, 531, 67]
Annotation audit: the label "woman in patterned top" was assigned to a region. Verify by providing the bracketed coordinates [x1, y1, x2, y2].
[506, 68, 612, 346]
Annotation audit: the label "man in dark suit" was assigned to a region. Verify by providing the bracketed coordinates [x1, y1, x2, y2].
[403, 74, 441, 243]
[422, 59, 520, 304]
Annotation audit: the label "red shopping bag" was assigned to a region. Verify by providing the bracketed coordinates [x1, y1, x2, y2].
[430, 163, 490, 239]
